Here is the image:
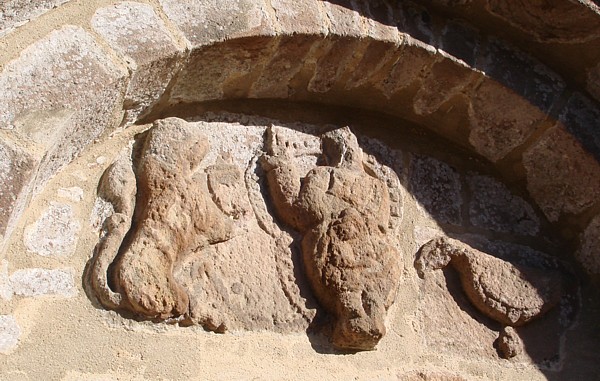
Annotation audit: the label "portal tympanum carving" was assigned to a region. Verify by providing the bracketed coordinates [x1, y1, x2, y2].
[88, 118, 233, 323]
[260, 126, 403, 351]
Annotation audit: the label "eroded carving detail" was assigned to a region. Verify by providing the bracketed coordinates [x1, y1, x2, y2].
[416, 236, 564, 358]
[260, 126, 402, 350]
[88, 118, 233, 323]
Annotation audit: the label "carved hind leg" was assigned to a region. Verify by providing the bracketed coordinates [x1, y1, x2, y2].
[116, 238, 189, 319]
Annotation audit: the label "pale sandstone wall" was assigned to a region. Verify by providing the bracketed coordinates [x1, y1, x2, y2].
[0, 1, 599, 379]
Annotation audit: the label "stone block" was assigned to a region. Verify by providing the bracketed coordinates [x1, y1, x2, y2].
[0, 25, 128, 187]
[344, 39, 399, 90]
[322, 1, 363, 37]
[351, 0, 400, 43]
[480, 40, 565, 113]
[23, 202, 81, 258]
[158, 0, 275, 47]
[376, 37, 437, 98]
[308, 38, 365, 93]
[468, 174, 539, 236]
[523, 126, 600, 222]
[485, 0, 600, 43]
[270, 0, 328, 35]
[409, 155, 462, 225]
[0, 315, 20, 353]
[92, 2, 185, 121]
[578, 214, 600, 275]
[0, 0, 72, 36]
[250, 35, 320, 98]
[557, 92, 600, 160]
[413, 52, 478, 116]
[171, 37, 276, 103]
[10, 268, 76, 297]
[0, 131, 37, 248]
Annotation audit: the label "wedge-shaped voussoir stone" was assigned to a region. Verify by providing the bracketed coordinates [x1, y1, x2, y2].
[92, 2, 184, 119]
[0, 0, 72, 36]
[0, 25, 128, 184]
[159, 0, 275, 47]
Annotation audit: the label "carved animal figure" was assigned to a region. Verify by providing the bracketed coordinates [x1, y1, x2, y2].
[88, 118, 233, 321]
[260, 126, 402, 350]
[416, 236, 565, 358]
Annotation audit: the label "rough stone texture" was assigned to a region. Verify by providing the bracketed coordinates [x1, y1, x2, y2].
[557, 92, 600, 160]
[249, 35, 319, 98]
[57, 186, 83, 202]
[10, 268, 76, 297]
[417, 237, 564, 327]
[271, 0, 328, 35]
[523, 126, 600, 222]
[579, 214, 600, 275]
[89, 118, 233, 320]
[158, 0, 275, 47]
[468, 174, 539, 236]
[23, 202, 81, 257]
[413, 53, 477, 116]
[0, 315, 20, 353]
[344, 40, 398, 90]
[377, 38, 437, 98]
[170, 37, 275, 103]
[588, 63, 600, 102]
[0, 260, 12, 300]
[307, 38, 365, 94]
[468, 40, 565, 162]
[0, 0, 71, 36]
[397, 371, 467, 381]
[261, 126, 402, 350]
[322, 1, 364, 37]
[497, 326, 523, 359]
[485, 0, 600, 43]
[92, 2, 184, 121]
[416, 236, 573, 362]
[0, 25, 127, 195]
[0, 131, 36, 245]
[409, 155, 462, 225]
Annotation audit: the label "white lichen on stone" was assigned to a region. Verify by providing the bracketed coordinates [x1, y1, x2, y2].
[0, 315, 20, 353]
[10, 268, 76, 297]
[57, 187, 84, 202]
[89, 197, 115, 231]
[23, 202, 81, 257]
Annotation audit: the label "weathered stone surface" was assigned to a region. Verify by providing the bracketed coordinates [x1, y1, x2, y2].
[89, 118, 232, 320]
[23, 202, 81, 257]
[523, 126, 600, 221]
[261, 126, 402, 350]
[350, 0, 399, 43]
[414, 53, 477, 116]
[92, 2, 184, 121]
[409, 155, 462, 225]
[308, 38, 365, 93]
[417, 237, 564, 327]
[322, 1, 363, 37]
[397, 371, 467, 381]
[497, 326, 522, 359]
[416, 236, 570, 361]
[158, 0, 275, 47]
[468, 40, 565, 162]
[170, 37, 275, 103]
[468, 174, 539, 236]
[57, 186, 83, 202]
[390, 2, 435, 45]
[377, 38, 436, 98]
[0, 0, 71, 36]
[271, 0, 328, 35]
[0, 25, 127, 190]
[485, 0, 600, 43]
[0, 315, 20, 353]
[0, 131, 36, 245]
[588, 63, 600, 102]
[249, 35, 319, 98]
[0, 260, 12, 300]
[10, 268, 76, 297]
[557, 93, 600, 159]
[578, 214, 600, 275]
[344, 40, 398, 90]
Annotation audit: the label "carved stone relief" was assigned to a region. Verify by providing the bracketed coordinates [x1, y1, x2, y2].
[85, 114, 577, 361]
